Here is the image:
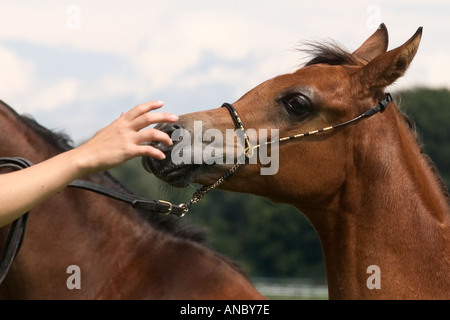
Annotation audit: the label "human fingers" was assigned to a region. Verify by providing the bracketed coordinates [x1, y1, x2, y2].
[122, 101, 165, 120]
[131, 112, 179, 130]
[137, 127, 173, 146]
[137, 145, 167, 160]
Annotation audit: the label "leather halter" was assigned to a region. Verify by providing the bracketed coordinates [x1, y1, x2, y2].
[180, 93, 393, 212]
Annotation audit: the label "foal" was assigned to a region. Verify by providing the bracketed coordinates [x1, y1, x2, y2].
[144, 25, 449, 299]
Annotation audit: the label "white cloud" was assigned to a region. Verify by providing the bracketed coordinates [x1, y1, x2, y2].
[30, 79, 80, 112]
[91, 75, 142, 98]
[0, 46, 35, 102]
[422, 52, 450, 88]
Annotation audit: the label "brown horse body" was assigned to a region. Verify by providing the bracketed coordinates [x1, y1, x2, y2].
[0, 101, 264, 299]
[144, 25, 450, 299]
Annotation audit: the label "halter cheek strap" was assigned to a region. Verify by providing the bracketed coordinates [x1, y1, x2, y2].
[222, 93, 393, 158]
[221, 103, 252, 158]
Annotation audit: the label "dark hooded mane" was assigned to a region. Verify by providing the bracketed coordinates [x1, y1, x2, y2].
[20, 115, 75, 151]
[18, 112, 206, 243]
[300, 40, 360, 67]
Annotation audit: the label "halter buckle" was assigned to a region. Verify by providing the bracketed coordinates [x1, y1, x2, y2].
[157, 200, 173, 215]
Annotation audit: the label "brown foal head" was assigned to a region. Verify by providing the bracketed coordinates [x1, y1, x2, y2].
[143, 24, 422, 211]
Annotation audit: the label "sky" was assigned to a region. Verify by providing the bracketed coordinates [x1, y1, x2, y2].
[0, 0, 449, 143]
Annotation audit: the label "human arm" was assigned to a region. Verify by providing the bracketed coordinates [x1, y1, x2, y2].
[0, 101, 177, 227]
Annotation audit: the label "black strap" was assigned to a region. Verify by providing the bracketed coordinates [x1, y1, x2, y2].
[361, 92, 393, 118]
[221, 103, 242, 129]
[68, 179, 186, 216]
[0, 157, 32, 285]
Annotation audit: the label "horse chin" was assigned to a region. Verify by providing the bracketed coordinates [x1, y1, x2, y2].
[142, 157, 196, 187]
[142, 155, 234, 188]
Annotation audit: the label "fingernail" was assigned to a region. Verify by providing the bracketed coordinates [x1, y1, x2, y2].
[170, 114, 179, 121]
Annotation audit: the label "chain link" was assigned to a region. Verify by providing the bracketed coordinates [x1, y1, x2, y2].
[180, 163, 242, 215]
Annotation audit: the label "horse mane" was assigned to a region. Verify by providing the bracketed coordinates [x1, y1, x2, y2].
[19, 114, 207, 243]
[21, 115, 75, 151]
[300, 40, 360, 67]
[397, 110, 450, 205]
[299, 42, 450, 205]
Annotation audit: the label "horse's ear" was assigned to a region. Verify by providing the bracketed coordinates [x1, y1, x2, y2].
[356, 27, 423, 89]
[353, 23, 389, 63]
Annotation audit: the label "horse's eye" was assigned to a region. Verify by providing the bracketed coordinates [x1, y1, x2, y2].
[284, 94, 311, 115]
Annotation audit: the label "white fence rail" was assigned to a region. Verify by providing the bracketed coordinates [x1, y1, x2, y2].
[253, 278, 328, 300]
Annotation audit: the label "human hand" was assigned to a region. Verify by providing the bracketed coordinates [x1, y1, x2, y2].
[75, 101, 178, 174]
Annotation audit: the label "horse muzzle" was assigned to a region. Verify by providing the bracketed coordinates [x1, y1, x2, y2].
[142, 122, 196, 187]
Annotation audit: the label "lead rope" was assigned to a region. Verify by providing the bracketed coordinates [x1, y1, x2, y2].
[181, 163, 242, 213]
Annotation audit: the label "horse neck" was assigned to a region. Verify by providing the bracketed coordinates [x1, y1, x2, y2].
[303, 107, 450, 299]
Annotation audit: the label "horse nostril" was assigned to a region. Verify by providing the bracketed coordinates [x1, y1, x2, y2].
[169, 123, 183, 134]
[156, 122, 184, 135]
[148, 122, 184, 151]
[162, 123, 183, 144]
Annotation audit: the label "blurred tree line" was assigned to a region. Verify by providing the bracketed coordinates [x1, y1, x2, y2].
[110, 87, 450, 281]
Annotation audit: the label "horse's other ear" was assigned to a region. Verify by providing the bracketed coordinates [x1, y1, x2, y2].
[353, 23, 389, 63]
[356, 26, 423, 89]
